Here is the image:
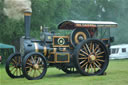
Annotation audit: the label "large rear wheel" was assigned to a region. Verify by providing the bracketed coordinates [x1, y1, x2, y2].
[5, 53, 23, 78]
[22, 52, 47, 80]
[73, 39, 109, 76]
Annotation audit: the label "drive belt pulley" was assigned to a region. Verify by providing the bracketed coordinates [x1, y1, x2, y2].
[70, 28, 90, 47]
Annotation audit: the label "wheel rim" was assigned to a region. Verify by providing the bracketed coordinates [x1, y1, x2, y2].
[77, 40, 108, 75]
[8, 55, 23, 77]
[24, 55, 46, 78]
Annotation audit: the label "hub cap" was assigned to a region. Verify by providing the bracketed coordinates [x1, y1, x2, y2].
[89, 55, 96, 61]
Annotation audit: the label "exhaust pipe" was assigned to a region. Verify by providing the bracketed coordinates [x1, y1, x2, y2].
[24, 9, 32, 39]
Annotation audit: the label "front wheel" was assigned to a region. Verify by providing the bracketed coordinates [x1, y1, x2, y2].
[22, 52, 47, 80]
[73, 39, 109, 76]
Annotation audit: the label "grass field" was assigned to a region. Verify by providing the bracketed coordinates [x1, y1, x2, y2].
[0, 60, 128, 85]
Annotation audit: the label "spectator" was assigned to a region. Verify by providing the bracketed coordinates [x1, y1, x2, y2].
[0, 56, 1, 64]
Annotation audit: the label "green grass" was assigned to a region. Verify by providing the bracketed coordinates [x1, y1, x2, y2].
[0, 60, 128, 85]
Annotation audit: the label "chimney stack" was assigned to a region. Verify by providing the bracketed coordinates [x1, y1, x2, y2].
[24, 9, 32, 39]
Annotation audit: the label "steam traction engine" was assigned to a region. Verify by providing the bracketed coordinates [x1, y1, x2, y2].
[6, 10, 118, 80]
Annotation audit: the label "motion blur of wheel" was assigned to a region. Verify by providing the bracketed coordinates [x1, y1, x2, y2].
[5, 53, 24, 78]
[22, 52, 47, 80]
[73, 39, 109, 76]
[61, 67, 78, 74]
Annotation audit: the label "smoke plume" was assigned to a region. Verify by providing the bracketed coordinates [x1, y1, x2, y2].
[4, 0, 32, 20]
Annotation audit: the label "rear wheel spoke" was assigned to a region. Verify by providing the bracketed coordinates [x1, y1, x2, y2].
[94, 62, 101, 70]
[93, 62, 96, 72]
[79, 57, 88, 60]
[83, 45, 88, 53]
[80, 60, 86, 64]
[81, 61, 88, 68]
[79, 53, 86, 57]
[80, 49, 88, 55]
[94, 45, 99, 52]
[90, 64, 93, 72]
[97, 59, 105, 62]
[87, 64, 91, 73]
[97, 51, 104, 55]
[96, 56, 104, 58]
[95, 49, 100, 54]
[86, 44, 91, 54]
[95, 60, 102, 67]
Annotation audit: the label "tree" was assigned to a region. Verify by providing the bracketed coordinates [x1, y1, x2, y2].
[1, 0, 128, 46]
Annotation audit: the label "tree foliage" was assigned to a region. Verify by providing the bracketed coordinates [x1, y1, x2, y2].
[0, 0, 128, 47]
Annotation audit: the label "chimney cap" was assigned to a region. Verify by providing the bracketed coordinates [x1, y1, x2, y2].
[24, 9, 32, 13]
[24, 9, 32, 16]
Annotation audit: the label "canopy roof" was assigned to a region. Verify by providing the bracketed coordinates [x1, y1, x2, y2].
[0, 43, 15, 52]
[58, 20, 118, 30]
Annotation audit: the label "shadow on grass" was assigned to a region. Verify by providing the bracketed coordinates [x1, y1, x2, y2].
[46, 73, 82, 78]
